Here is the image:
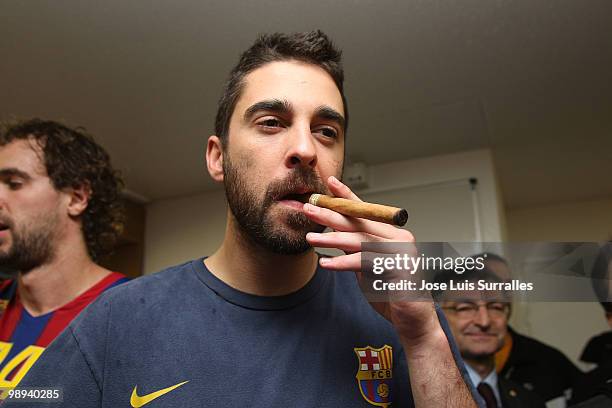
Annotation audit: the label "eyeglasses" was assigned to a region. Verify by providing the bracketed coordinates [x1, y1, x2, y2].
[442, 302, 509, 319]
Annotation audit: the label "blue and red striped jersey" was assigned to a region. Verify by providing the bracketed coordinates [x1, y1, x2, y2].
[0, 272, 128, 389]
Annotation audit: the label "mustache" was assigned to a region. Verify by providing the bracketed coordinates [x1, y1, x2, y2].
[265, 168, 328, 202]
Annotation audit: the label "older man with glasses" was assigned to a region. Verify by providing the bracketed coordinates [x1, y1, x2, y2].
[434, 268, 545, 408]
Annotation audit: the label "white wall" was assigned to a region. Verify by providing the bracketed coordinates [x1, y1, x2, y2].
[144, 189, 228, 273]
[507, 198, 612, 242]
[506, 197, 612, 367]
[363, 149, 505, 242]
[143, 148, 504, 272]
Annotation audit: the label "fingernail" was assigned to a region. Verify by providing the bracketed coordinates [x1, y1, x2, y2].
[329, 176, 340, 186]
[304, 203, 319, 213]
[320, 257, 330, 266]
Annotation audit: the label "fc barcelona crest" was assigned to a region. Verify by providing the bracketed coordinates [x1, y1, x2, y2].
[354, 345, 393, 407]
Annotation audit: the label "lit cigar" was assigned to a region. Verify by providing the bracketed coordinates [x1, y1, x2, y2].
[295, 193, 408, 226]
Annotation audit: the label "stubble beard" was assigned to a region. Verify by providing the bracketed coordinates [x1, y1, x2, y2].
[223, 154, 329, 255]
[0, 214, 58, 274]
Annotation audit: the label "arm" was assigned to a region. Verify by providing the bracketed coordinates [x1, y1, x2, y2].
[397, 305, 477, 407]
[305, 176, 480, 408]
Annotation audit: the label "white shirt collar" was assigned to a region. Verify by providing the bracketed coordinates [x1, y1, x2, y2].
[465, 363, 502, 407]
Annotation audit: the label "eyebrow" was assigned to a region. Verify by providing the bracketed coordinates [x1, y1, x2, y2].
[314, 106, 345, 130]
[243, 100, 346, 130]
[243, 99, 293, 122]
[0, 168, 31, 180]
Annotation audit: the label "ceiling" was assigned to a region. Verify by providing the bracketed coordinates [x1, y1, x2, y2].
[1, 0, 611, 209]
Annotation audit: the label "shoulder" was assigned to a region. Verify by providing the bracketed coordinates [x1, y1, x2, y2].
[103, 260, 196, 300]
[581, 331, 612, 363]
[571, 360, 612, 404]
[69, 260, 201, 332]
[0, 279, 14, 296]
[0, 279, 14, 316]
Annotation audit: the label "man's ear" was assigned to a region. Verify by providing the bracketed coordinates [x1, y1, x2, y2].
[66, 182, 91, 217]
[206, 135, 224, 183]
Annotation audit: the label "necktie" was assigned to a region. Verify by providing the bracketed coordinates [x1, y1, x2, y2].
[477, 382, 497, 408]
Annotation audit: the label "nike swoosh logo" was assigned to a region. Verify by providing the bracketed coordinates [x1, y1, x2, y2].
[130, 381, 188, 407]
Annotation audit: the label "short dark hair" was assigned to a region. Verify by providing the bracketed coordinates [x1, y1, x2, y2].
[0, 118, 124, 261]
[214, 30, 348, 147]
[591, 242, 612, 313]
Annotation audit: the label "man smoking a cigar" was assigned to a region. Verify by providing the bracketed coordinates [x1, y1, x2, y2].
[7, 31, 480, 407]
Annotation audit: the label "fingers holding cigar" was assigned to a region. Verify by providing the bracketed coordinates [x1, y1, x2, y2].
[304, 176, 411, 236]
[304, 176, 415, 271]
[302, 199, 402, 241]
[303, 195, 408, 226]
[326, 175, 362, 202]
[297, 177, 408, 227]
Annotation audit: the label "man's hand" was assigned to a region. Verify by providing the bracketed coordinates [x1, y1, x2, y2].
[304, 176, 438, 344]
[304, 176, 478, 408]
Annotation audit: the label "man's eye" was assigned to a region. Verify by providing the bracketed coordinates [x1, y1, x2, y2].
[314, 127, 338, 139]
[258, 119, 282, 128]
[489, 304, 506, 312]
[455, 305, 473, 313]
[6, 180, 22, 190]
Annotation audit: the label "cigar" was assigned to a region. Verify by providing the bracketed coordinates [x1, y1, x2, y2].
[295, 193, 408, 226]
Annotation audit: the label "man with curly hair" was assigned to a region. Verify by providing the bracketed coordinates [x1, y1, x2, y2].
[0, 119, 128, 391]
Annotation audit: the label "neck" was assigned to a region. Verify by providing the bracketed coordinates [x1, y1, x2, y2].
[465, 355, 496, 380]
[17, 236, 110, 317]
[205, 212, 319, 296]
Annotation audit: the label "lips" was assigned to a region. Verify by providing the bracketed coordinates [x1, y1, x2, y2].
[464, 332, 499, 341]
[277, 189, 316, 202]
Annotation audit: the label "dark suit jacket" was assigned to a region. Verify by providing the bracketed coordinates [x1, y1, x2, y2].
[500, 327, 584, 402]
[570, 393, 612, 408]
[580, 331, 612, 366]
[498, 377, 546, 408]
[570, 359, 612, 405]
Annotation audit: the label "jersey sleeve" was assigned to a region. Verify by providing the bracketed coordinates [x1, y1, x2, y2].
[2, 295, 112, 408]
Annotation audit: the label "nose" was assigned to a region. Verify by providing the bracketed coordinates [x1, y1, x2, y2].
[473, 305, 491, 328]
[285, 123, 317, 169]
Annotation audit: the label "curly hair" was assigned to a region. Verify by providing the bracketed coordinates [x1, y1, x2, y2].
[215, 30, 348, 147]
[0, 118, 124, 261]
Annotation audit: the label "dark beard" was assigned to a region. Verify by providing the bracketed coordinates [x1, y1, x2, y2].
[0, 216, 56, 274]
[223, 155, 329, 255]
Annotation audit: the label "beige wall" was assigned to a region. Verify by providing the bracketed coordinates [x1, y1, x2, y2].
[506, 197, 612, 366]
[144, 189, 228, 273]
[507, 198, 612, 242]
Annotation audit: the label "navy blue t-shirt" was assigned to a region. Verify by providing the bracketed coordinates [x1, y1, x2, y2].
[7, 259, 478, 407]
